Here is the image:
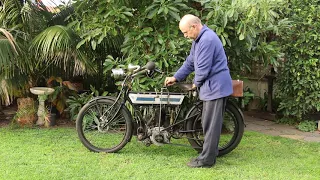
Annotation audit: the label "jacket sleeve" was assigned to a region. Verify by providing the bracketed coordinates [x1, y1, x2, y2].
[173, 46, 195, 82]
[193, 39, 215, 87]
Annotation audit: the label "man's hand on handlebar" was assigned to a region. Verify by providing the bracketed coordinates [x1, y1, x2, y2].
[164, 77, 177, 86]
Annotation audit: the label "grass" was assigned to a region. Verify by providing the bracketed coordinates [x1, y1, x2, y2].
[0, 127, 319, 180]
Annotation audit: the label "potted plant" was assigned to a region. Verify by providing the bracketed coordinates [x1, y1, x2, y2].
[13, 97, 37, 127]
[43, 106, 57, 127]
[47, 76, 78, 118]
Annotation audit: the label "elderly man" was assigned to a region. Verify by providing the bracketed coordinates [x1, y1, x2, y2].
[165, 14, 233, 168]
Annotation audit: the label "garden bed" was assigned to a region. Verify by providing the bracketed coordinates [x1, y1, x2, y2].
[0, 104, 75, 128]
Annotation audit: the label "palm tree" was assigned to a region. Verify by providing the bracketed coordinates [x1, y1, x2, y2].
[0, 0, 29, 105]
[0, 0, 95, 105]
[1, 0, 140, 107]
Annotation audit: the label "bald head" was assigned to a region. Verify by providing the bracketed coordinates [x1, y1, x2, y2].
[179, 14, 203, 39]
[179, 14, 201, 28]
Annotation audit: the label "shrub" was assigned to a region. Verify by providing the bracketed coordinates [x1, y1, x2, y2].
[297, 120, 317, 132]
[276, 0, 320, 120]
[276, 117, 297, 126]
[198, 0, 290, 76]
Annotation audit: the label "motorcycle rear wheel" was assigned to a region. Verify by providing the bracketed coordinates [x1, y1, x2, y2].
[186, 101, 244, 156]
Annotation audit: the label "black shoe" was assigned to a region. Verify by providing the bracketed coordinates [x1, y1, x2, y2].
[187, 158, 214, 168]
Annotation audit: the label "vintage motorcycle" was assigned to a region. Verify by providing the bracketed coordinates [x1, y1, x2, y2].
[76, 62, 244, 156]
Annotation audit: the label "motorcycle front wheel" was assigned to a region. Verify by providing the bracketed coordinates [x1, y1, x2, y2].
[76, 98, 133, 153]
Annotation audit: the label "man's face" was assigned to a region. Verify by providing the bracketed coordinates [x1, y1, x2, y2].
[180, 24, 197, 40]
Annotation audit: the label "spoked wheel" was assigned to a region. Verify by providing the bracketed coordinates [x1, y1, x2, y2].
[186, 101, 244, 156]
[76, 98, 133, 153]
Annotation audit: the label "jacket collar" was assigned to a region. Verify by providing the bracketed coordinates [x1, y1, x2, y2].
[194, 25, 208, 42]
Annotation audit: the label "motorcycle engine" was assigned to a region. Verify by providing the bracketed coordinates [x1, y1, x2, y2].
[148, 127, 170, 146]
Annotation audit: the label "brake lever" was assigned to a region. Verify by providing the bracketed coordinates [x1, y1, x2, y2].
[154, 68, 163, 74]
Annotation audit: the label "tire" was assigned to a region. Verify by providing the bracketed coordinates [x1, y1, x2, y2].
[186, 101, 244, 156]
[76, 98, 133, 153]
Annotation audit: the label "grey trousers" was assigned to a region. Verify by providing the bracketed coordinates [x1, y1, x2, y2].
[197, 97, 227, 165]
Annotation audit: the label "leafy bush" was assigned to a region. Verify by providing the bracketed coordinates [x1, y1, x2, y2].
[66, 86, 108, 120]
[276, 0, 320, 120]
[197, 0, 290, 75]
[276, 117, 297, 126]
[66, 93, 93, 121]
[243, 87, 255, 107]
[101, 0, 290, 91]
[66, 0, 291, 100]
[297, 121, 317, 132]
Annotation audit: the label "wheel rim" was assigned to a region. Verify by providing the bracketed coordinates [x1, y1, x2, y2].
[79, 101, 128, 151]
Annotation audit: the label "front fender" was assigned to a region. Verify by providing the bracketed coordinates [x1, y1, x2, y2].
[87, 96, 117, 104]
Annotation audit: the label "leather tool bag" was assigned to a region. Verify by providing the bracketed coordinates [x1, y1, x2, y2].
[231, 80, 243, 97]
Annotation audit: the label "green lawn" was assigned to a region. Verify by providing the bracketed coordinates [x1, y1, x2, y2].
[0, 127, 319, 180]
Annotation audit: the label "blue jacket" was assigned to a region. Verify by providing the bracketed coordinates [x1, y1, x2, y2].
[174, 25, 233, 101]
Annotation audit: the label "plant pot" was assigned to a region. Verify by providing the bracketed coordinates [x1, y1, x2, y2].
[17, 114, 36, 127]
[15, 97, 37, 127]
[48, 113, 57, 127]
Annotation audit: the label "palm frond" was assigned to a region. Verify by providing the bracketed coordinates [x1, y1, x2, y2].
[0, 28, 20, 78]
[0, 69, 29, 105]
[31, 25, 96, 75]
[0, 28, 19, 54]
[0, 0, 23, 27]
[0, 78, 13, 106]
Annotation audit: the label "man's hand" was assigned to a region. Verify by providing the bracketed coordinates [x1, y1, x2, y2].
[165, 77, 177, 86]
[192, 84, 196, 90]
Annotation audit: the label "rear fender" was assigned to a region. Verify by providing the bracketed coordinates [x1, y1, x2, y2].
[227, 99, 245, 125]
[183, 99, 245, 127]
